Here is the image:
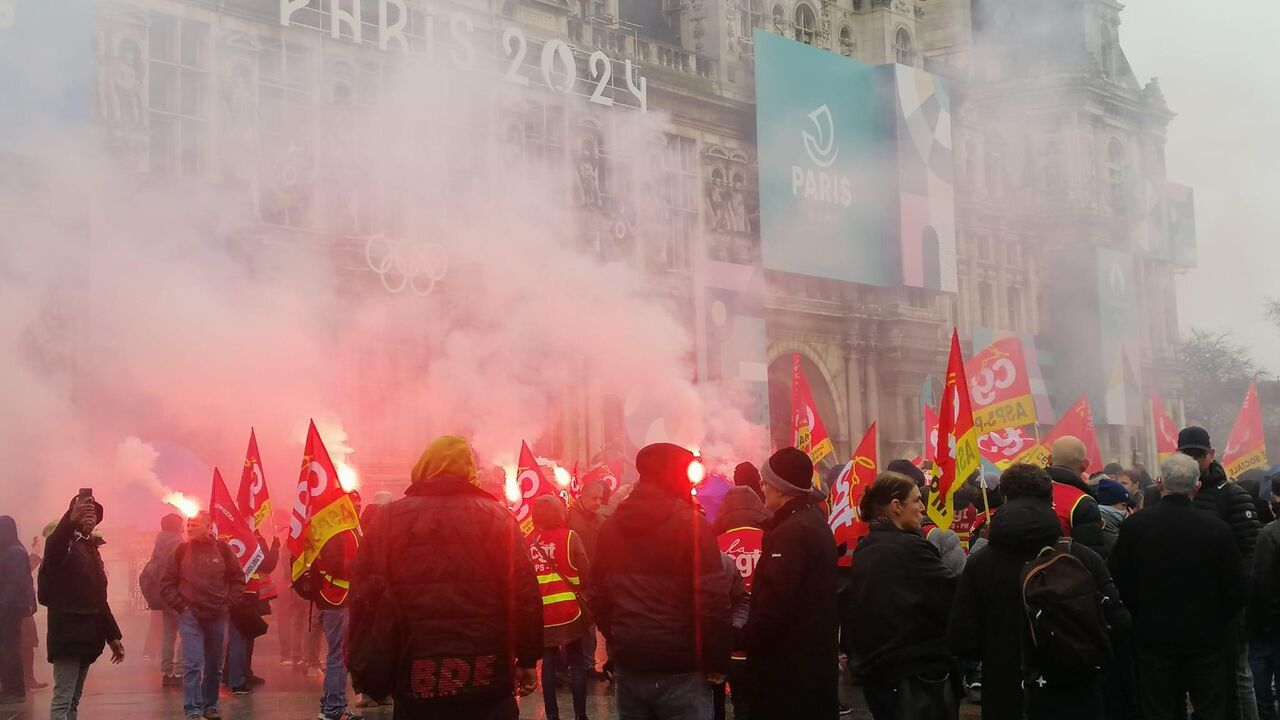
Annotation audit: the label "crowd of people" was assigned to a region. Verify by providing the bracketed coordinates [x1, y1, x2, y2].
[1, 425, 1279, 720]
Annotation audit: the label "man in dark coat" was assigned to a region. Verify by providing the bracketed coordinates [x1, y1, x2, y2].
[591, 443, 731, 720]
[1110, 452, 1247, 720]
[349, 435, 542, 720]
[1254, 469, 1280, 719]
[567, 478, 606, 675]
[0, 516, 35, 702]
[161, 511, 246, 720]
[1045, 436, 1107, 557]
[38, 494, 124, 720]
[947, 464, 1123, 720]
[1179, 425, 1262, 720]
[149, 513, 184, 687]
[743, 448, 839, 720]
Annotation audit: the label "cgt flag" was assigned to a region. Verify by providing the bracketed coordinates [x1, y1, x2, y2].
[829, 423, 876, 567]
[512, 441, 557, 535]
[929, 331, 982, 531]
[1152, 393, 1179, 464]
[965, 337, 1038, 435]
[210, 467, 264, 581]
[793, 354, 834, 484]
[236, 428, 272, 532]
[288, 421, 360, 582]
[1223, 381, 1269, 479]
[1012, 395, 1103, 471]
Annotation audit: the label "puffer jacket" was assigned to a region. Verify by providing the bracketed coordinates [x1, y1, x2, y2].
[1251, 518, 1280, 639]
[844, 521, 955, 684]
[37, 512, 122, 663]
[590, 481, 731, 675]
[1194, 461, 1261, 571]
[712, 486, 770, 536]
[348, 476, 543, 709]
[947, 498, 1125, 720]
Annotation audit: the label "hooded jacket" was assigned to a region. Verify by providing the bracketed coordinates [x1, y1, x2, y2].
[1109, 493, 1245, 653]
[844, 521, 955, 684]
[590, 480, 731, 675]
[743, 496, 839, 719]
[0, 517, 35, 616]
[947, 497, 1122, 720]
[1046, 465, 1107, 557]
[1194, 460, 1261, 569]
[37, 505, 122, 663]
[348, 445, 543, 710]
[712, 486, 771, 537]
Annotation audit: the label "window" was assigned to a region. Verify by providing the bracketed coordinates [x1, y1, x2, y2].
[258, 40, 313, 227]
[655, 135, 697, 271]
[978, 281, 994, 328]
[1107, 138, 1127, 210]
[794, 4, 816, 45]
[739, 0, 762, 38]
[839, 26, 854, 56]
[148, 15, 208, 178]
[894, 27, 913, 65]
[1006, 286, 1023, 331]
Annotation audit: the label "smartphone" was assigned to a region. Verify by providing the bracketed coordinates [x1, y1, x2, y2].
[78, 487, 93, 499]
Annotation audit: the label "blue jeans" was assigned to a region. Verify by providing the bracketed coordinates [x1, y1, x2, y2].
[542, 639, 588, 719]
[319, 607, 348, 718]
[227, 623, 248, 689]
[179, 610, 228, 717]
[615, 668, 712, 720]
[1252, 635, 1280, 719]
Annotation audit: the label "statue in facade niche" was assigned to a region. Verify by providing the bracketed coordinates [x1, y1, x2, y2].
[112, 39, 144, 126]
[706, 170, 729, 231]
[728, 173, 748, 232]
[576, 139, 602, 209]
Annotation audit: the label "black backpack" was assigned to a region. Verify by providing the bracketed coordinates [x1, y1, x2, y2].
[1019, 538, 1112, 682]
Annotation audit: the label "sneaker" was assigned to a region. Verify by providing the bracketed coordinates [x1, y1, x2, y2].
[230, 685, 252, 695]
[203, 708, 223, 720]
[246, 673, 266, 687]
[318, 713, 365, 720]
[162, 674, 182, 688]
[838, 704, 853, 717]
[187, 715, 202, 720]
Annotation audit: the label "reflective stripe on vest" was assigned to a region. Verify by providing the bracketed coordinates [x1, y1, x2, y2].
[1051, 482, 1088, 537]
[528, 528, 581, 628]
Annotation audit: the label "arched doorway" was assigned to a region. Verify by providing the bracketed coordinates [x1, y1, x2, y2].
[767, 353, 842, 461]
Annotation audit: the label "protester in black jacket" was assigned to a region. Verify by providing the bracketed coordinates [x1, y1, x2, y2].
[349, 435, 542, 720]
[1255, 469, 1280, 720]
[1046, 437, 1107, 557]
[845, 472, 957, 720]
[592, 443, 731, 720]
[743, 448, 839, 720]
[38, 495, 124, 720]
[947, 464, 1124, 720]
[0, 516, 35, 702]
[1110, 452, 1247, 720]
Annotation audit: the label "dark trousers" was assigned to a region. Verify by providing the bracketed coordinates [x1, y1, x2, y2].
[1137, 645, 1231, 720]
[1251, 635, 1280, 720]
[863, 669, 959, 720]
[542, 639, 587, 719]
[712, 660, 750, 720]
[0, 612, 24, 695]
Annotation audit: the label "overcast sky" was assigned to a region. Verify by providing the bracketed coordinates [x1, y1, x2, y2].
[1121, 0, 1280, 375]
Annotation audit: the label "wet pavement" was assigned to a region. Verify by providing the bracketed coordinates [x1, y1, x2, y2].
[0, 612, 980, 719]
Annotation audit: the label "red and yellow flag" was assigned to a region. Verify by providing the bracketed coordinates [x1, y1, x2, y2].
[929, 331, 982, 530]
[1152, 393, 1179, 464]
[511, 441, 557, 535]
[1223, 381, 1268, 479]
[1012, 395, 1103, 471]
[288, 421, 360, 581]
[210, 467, 265, 581]
[965, 337, 1038, 435]
[236, 428, 272, 533]
[792, 354, 834, 482]
[829, 423, 876, 565]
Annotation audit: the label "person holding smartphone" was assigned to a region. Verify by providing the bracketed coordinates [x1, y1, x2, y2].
[37, 491, 124, 720]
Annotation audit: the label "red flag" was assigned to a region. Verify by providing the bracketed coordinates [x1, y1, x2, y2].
[580, 463, 619, 494]
[1014, 395, 1103, 471]
[929, 331, 982, 530]
[511, 441, 557, 535]
[288, 420, 360, 581]
[792, 354, 834, 476]
[236, 429, 272, 533]
[965, 337, 1038, 435]
[1224, 381, 1269, 478]
[829, 423, 876, 566]
[1152, 393, 1179, 464]
[210, 467, 265, 581]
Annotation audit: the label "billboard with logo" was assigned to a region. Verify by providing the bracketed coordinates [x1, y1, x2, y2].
[754, 30, 956, 290]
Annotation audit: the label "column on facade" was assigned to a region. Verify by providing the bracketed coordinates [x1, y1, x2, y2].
[865, 348, 881, 435]
[843, 343, 864, 453]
